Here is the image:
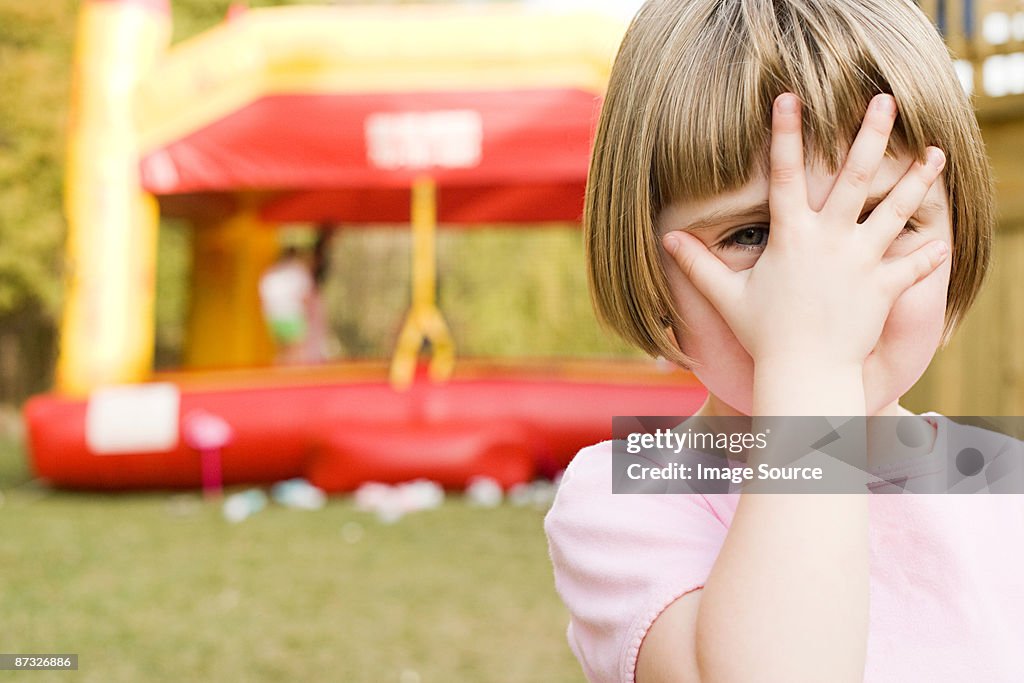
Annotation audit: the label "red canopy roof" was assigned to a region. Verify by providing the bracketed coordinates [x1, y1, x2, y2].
[140, 89, 602, 224]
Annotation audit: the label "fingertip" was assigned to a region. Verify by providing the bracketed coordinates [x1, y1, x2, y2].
[663, 232, 681, 255]
[897, 239, 951, 292]
[776, 93, 798, 114]
[926, 148, 946, 171]
[872, 93, 896, 115]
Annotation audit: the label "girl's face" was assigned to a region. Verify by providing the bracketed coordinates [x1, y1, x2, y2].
[657, 152, 953, 417]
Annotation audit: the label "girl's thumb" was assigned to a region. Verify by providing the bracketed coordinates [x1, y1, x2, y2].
[662, 231, 735, 311]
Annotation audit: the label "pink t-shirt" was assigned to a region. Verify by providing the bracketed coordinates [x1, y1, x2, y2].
[543, 412, 1024, 682]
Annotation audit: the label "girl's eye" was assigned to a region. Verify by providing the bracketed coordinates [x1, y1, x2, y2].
[897, 221, 921, 239]
[715, 221, 921, 252]
[716, 225, 768, 252]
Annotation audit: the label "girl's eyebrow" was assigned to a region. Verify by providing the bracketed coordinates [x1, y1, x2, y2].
[682, 192, 947, 233]
[682, 200, 771, 234]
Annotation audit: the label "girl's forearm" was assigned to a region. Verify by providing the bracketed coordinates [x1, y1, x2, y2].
[694, 360, 870, 682]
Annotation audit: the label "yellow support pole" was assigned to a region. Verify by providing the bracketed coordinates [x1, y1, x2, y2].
[183, 202, 279, 369]
[56, 0, 170, 395]
[389, 177, 456, 391]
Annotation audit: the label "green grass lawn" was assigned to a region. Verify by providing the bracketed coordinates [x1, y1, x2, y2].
[0, 432, 583, 683]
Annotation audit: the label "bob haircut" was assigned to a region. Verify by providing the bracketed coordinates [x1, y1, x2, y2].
[585, 0, 996, 368]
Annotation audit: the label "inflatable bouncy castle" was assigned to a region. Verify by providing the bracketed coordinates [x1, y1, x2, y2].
[24, 0, 707, 492]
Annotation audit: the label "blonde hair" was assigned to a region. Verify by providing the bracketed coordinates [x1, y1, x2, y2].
[585, 0, 996, 368]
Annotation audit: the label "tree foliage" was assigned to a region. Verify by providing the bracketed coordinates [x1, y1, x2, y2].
[0, 0, 77, 317]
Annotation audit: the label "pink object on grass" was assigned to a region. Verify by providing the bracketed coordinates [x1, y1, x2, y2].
[183, 410, 234, 499]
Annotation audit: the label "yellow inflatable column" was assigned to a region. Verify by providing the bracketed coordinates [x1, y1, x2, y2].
[389, 178, 456, 391]
[56, 0, 170, 395]
[183, 202, 278, 370]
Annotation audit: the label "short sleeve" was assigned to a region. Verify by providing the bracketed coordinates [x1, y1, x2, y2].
[543, 441, 734, 683]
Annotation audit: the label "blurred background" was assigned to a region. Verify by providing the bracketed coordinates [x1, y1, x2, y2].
[1, 2, 656, 681]
[0, 0, 1022, 681]
[907, 0, 1024, 414]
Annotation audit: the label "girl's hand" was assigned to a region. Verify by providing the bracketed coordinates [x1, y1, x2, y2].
[662, 92, 949, 371]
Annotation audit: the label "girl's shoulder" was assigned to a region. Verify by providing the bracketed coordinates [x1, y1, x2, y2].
[918, 411, 1024, 495]
[543, 440, 737, 683]
[551, 439, 741, 524]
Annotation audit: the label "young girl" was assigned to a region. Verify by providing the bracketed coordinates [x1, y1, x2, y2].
[544, 0, 1024, 681]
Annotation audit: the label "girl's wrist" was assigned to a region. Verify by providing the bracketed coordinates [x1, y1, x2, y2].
[753, 357, 866, 416]
[754, 354, 864, 376]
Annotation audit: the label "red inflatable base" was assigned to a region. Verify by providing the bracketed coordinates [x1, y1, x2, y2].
[308, 420, 535, 492]
[23, 361, 707, 492]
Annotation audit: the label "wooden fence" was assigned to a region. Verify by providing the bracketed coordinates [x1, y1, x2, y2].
[905, 0, 1024, 414]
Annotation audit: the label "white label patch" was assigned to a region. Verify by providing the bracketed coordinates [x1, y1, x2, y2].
[365, 110, 483, 170]
[85, 383, 181, 455]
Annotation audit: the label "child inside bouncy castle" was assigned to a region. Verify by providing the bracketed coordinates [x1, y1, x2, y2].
[259, 245, 316, 364]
